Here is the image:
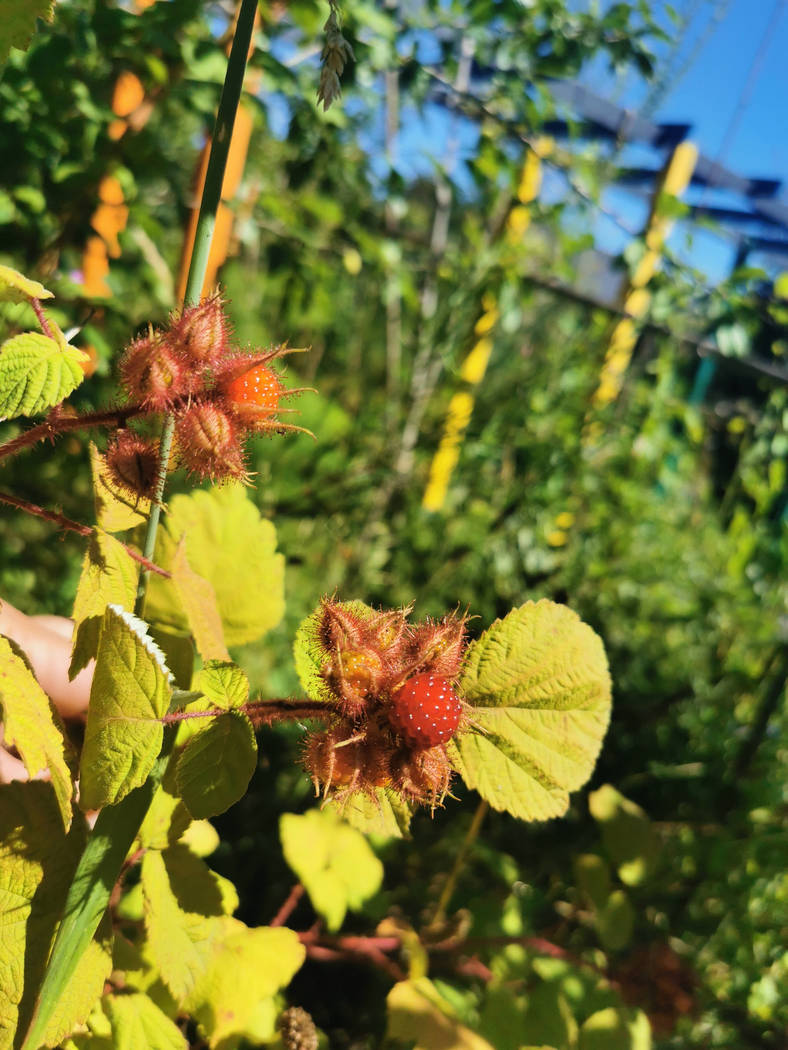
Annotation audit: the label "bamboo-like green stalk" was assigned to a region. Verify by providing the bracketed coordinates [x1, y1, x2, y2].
[21, 7, 258, 1046]
[134, 0, 257, 617]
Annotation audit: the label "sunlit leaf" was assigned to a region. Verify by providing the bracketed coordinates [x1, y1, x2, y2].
[386, 978, 495, 1050]
[588, 785, 659, 886]
[0, 263, 53, 301]
[280, 808, 383, 930]
[79, 606, 172, 810]
[449, 601, 612, 822]
[0, 331, 86, 419]
[176, 712, 257, 819]
[0, 635, 74, 829]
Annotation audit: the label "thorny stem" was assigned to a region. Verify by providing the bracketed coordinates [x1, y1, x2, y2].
[0, 490, 170, 577]
[431, 799, 489, 925]
[160, 698, 332, 726]
[0, 404, 146, 463]
[134, 0, 258, 617]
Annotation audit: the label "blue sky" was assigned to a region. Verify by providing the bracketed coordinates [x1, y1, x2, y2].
[581, 0, 788, 280]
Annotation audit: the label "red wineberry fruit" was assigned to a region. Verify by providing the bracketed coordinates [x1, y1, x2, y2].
[389, 673, 462, 749]
[224, 363, 283, 418]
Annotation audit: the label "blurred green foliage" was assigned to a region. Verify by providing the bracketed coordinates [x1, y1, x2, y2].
[0, 1, 785, 1047]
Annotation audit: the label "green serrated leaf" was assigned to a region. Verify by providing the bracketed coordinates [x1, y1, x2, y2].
[325, 786, 412, 840]
[79, 606, 172, 810]
[102, 992, 187, 1050]
[449, 601, 612, 822]
[170, 539, 230, 662]
[0, 782, 87, 1049]
[280, 809, 384, 931]
[588, 785, 660, 886]
[70, 528, 139, 679]
[194, 660, 248, 710]
[185, 923, 305, 1048]
[89, 442, 150, 534]
[0, 331, 86, 419]
[145, 485, 284, 646]
[386, 978, 495, 1050]
[142, 847, 237, 1005]
[293, 599, 376, 704]
[579, 1007, 652, 1050]
[0, 635, 74, 829]
[0, 263, 53, 302]
[176, 711, 257, 819]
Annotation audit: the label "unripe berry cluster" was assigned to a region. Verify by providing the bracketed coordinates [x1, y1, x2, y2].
[302, 599, 469, 810]
[108, 293, 308, 493]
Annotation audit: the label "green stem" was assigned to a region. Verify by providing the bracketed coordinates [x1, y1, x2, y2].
[133, 0, 257, 617]
[22, 10, 260, 1046]
[431, 799, 489, 925]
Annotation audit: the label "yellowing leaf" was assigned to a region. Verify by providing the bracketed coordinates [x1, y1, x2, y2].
[579, 1007, 652, 1050]
[142, 847, 237, 1005]
[0, 263, 53, 301]
[145, 485, 284, 646]
[179, 819, 220, 858]
[176, 712, 257, 819]
[70, 528, 139, 679]
[327, 787, 412, 840]
[194, 661, 249, 710]
[169, 540, 230, 662]
[0, 782, 93, 1049]
[588, 785, 660, 886]
[0, 331, 86, 419]
[102, 992, 187, 1050]
[89, 442, 150, 533]
[449, 601, 612, 822]
[280, 808, 383, 931]
[387, 978, 495, 1050]
[79, 606, 172, 810]
[185, 924, 305, 1048]
[137, 785, 191, 851]
[0, 635, 74, 829]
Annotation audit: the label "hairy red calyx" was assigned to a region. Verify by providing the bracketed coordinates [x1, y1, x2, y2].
[302, 599, 469, 810]
[105, 430, 160, 500]
[115, 292, 312, 483]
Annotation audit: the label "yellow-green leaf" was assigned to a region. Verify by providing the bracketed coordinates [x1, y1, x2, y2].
[574, 854, 611, 911]
[137, 785, 191, 851]
[0, 782, 87, 1049]
[328, 787, 412, 840]
[169, 539, 230, 662]
[79, 606, 172, 810]
[145, 485, 284, 646]
[176, 712, 257, 819]
[70, 528, 139, 679]
[102, 992, 187, 1050]
[522, 982, 578, 1050]
[449, 601, 612, 822]
[0, 331, 87, 419]
[185, 923, 305, 1049]
[0, 635, 74, 829]
[280, 808, 383, 931]
[194, 661, 249, 710]
[579, 1007, 652, 1050]
[142, 847, 237, 1005]
[596, 890, 635, 951]
[588, 785, 659, 886]
[89, 442, 150, 534]
[386, 978, 495, 1050]
[179, 819, 219, 858]
[0, 264, 53, 302]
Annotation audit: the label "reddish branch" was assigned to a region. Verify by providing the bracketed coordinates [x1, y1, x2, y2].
[0, 403, 145, 462]
[271, 883, 305, 927]
[160, 698, 332, 726]
[0, 490, 171, 577]
[30, 298, 54, 340]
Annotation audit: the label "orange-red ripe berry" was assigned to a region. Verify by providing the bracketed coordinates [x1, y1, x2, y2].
[224, 363, 283, 419]
[389, 673, 462, 749]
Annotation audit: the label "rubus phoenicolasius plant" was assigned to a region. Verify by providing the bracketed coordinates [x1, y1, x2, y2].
[0, 4, 613, 1048]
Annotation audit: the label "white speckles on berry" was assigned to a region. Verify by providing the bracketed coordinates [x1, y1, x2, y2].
[389, 673, 462, 749]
